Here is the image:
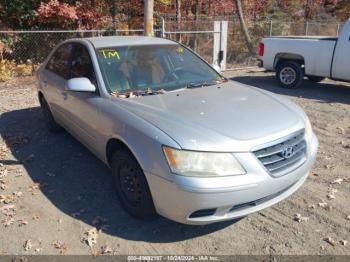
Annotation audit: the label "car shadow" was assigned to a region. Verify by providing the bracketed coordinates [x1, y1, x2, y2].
[231, 73, 350, 105]
[0, 107, 237, 243]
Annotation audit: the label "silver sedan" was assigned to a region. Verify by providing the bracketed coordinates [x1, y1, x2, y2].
[36, 36, 318, 225]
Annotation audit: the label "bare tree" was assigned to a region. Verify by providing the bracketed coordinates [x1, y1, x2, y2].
[235, 0, 255, 55]
[175, 0, 181, 42]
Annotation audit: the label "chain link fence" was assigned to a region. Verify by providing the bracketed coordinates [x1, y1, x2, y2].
[0, 20, 344, 81]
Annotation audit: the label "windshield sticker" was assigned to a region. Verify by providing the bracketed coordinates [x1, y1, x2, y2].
[176, 47, 184, 54]
[100, 49, 120, 60]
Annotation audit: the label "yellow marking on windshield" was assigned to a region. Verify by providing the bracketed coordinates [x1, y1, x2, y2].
[176, 47, 184, 54]
[100, 49, 120, 60]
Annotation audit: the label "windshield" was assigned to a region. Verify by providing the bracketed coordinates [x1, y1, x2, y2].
[96, 44, 224, 95]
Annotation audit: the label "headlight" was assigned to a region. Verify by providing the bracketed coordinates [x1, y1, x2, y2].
[162, 146, 246, 177]
[305, 118, 313, 142]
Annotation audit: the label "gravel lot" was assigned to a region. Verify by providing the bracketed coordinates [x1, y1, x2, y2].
[0, 68, 349, 255]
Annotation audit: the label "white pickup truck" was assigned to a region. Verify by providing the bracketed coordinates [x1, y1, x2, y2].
[258, 18, 350, 88]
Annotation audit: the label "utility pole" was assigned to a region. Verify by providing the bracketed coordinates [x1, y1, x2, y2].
[111, 0, 117, 29]
[144, 0, 154, 36]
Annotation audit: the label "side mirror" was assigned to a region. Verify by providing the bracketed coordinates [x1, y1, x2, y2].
[211, 64, 221, 73]
[67, 77, 96, 92]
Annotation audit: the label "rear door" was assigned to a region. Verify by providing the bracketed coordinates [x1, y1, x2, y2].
[332, 26, 350, 80]
[41, 43, 74, 125]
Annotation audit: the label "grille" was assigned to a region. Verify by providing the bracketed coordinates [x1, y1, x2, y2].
[253, 130, 307, 177]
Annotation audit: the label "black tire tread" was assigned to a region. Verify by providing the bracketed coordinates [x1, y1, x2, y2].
[276, 61, 304, 89]
[111, 149, 156, 219]
[40, 96, 63, 132]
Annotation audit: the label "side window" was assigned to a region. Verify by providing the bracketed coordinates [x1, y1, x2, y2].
[46, 43, 73, 79]
[71, 44, 96, 85]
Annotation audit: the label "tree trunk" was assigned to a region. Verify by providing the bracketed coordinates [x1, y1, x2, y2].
[235, 0, 255, 55]
[175, 0, 181, 42]
[111, 0, 117, 29]
[193, 0, 198, 52]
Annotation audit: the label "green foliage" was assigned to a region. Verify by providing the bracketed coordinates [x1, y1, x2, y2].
[0, 0, 42, 29]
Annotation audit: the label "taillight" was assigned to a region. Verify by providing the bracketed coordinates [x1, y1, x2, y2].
[258, 42, 265, 56]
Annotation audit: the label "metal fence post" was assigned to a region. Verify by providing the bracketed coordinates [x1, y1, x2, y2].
[305, 22, 309, 36]
[337, 23, 340, 36]
[213, 21, 228, 70]
[269, 20, 273, 36]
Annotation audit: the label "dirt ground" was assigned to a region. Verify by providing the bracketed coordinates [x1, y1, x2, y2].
[0, 68, 349, 255]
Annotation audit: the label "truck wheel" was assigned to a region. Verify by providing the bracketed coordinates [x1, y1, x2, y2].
[307, 76, 325, 83]
[40, 97, 63, 132]
[276, 61, 304, 89]
[111, 149, 156, 219]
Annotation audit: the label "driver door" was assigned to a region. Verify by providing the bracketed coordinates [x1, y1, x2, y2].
[62, 43, 102, 153]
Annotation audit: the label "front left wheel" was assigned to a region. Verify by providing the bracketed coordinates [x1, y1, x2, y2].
[111, 149, 156, 219]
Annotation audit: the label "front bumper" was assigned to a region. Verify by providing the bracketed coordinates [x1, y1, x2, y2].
[145, 134, 318, 225]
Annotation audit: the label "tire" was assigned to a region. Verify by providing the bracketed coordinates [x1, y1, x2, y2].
[276, 61, 304, 89]
[40, 97, 63, 132]
[307, 76, 325, 83]
[111, 149, 156, 219]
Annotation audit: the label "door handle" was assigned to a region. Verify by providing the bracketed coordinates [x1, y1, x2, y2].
[62, 91, 68, 100]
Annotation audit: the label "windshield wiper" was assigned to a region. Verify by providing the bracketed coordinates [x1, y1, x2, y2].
[186, 81, 221, 89]
[111, 88, 166, 98]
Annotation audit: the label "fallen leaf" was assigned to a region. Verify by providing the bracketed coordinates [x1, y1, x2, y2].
[2, 217, 14, 227]
[92, 250, 101, 257]
[0, 204, 15, 214]
[318, 202, 328, 208]
[18, 219, 28, 227]
[0, 169, 7, 178]
[331, 178, 343, 185]
[53, 240, 68, 254]
[293, 213, 309, 222]
[23, 240, 32, 251]
[346, 215, 350, 220]
[327, 194, 335, 200]
[0, 194, 17, 204]
[35, 248, 43, 253]
[325, 164, 334, 169]
[13, 191, 23, 197]
[101, 245, 113, 254]
[329, 188, 338, 194]
[28, 183, 41, 192]
[336, 127, 345, 135]
[340, 240, 347, 246]
[83, 227, 99, 248]
[0, 183, 7, 190]
[324, 237, 336, 246]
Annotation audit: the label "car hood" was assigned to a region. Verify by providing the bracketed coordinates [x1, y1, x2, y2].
[115, 81, 304, 151]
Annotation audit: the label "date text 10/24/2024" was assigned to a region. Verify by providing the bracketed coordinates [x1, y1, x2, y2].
[127, 255, 219, 261]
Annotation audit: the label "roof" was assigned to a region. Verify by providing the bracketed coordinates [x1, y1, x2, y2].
[84, 36, 176, 48]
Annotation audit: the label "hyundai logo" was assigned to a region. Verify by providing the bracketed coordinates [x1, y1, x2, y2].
[281, 146, 294, 159]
